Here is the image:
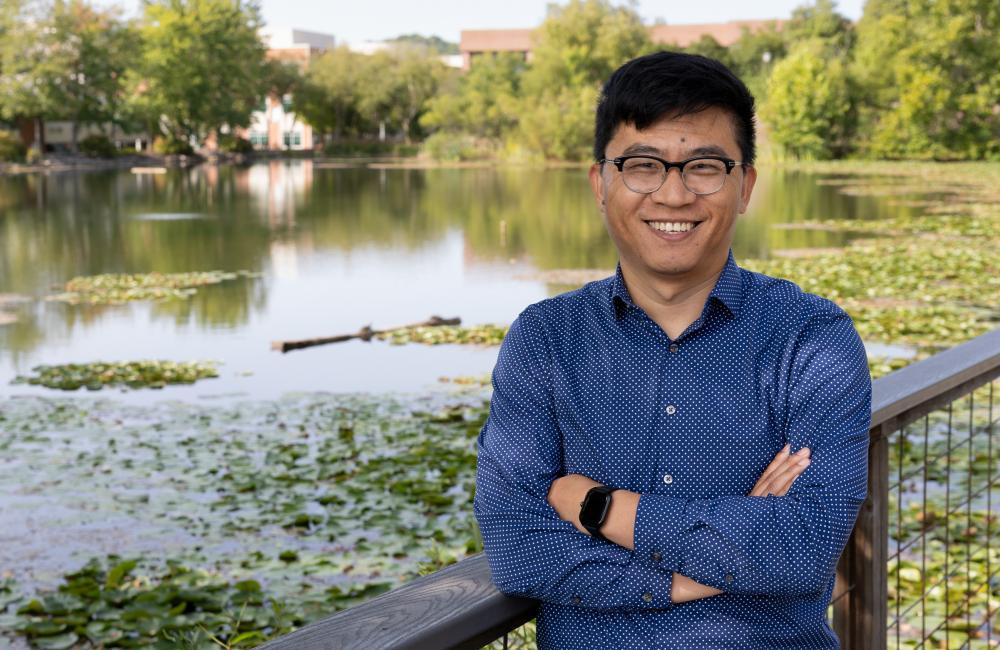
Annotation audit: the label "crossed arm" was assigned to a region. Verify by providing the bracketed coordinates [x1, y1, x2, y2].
[474, 306, 871, 611]
[545, 444, 813, 603]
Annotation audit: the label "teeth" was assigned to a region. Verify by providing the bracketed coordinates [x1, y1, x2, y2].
[647, 221, 696, 233]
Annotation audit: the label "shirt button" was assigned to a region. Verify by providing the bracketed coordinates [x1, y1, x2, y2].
[663, 474, 673, 485]
[651, 551, 662, 562]
[571, 595, 582, 604]
[725, 573, 735, 584]
[642, 592, 653, 602]
[669, 343, 679, 353]
[665, 405, 677, 415]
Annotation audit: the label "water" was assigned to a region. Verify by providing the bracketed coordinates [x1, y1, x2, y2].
[0, 161, 921, 401]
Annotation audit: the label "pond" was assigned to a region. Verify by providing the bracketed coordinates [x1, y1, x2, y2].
[0, 161, 922, 400]
[2, 160, 998, 649]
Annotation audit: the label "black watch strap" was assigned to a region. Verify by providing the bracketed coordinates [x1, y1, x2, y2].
[579, 485, 615, 541]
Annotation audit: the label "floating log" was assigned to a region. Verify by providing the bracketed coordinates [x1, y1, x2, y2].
[271, 315, 461, 353]
[130, 167, 167, 174]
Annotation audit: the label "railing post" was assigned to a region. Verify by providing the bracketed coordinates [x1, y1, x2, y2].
[839, 424, 889, 650]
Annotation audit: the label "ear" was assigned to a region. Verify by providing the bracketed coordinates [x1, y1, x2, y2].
[738, 165, 757, 214]
[588, 162, 606, 214]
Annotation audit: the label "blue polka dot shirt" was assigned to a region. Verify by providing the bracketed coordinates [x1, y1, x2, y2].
[475, 251, 872, 649]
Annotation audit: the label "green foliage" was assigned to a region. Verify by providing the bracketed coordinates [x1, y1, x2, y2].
[1, 390, 493, 646]
[77, 133, 117, 158]
[783, 0, 854, 52]
[683, 35, 733, 69]
[0, 0, 134, 146]
[852, 0, 1000, 160]
[517, 0, 653, 160]
[153, 135, 195, 156]
[421, 52, 524, 141]
[299, 45, 445, 145]
[0, 0, 73, 126]
[421, 132, 495, 161]
[127, 0, 267, 146]
[725, 24, 787, 102]
[296, 47, 368, 139]
[218, 134, 254, 154]
[0, 130, 26, 162]
[12, 360, 220, 390]
[762, 40, 855, 159]
[13, 557, 303, 648]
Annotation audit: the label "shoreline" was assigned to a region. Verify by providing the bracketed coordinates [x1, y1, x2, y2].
[0, 151, 594, 176]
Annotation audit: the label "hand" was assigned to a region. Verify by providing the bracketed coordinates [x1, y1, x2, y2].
[547, 473, 601, 534]
[749, 444, 811, 497]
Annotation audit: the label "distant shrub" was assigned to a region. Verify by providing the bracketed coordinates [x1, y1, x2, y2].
[0, 131, 26, 162]
[321, 139, 420, 157]
[218, 134, 254, 154]
[78, 134, 117, 158]
[422, 132, 494, 162]
[153, 136, 194, 156]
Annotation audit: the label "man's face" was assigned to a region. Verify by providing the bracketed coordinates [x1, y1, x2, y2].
[588, 106, 757, 284]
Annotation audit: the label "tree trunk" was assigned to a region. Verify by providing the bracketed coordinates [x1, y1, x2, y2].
[379, 120, 386, 142]
[34, 116, 45, 153]
[70, 120, 79, 153]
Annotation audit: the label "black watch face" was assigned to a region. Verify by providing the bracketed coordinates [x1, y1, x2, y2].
[580, 490, 611, 526]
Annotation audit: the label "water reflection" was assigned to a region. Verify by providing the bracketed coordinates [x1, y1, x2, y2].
[0, 162, 922, 396]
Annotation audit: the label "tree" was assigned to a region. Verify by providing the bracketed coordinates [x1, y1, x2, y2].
[126, 0, 267, 147]
[49, 0, 135, 149]
[784, 0, 854, 52]
[387, 47, 445, 143]
[762, 39, 854, 159]
[852, 0, 999, 160]
[296, 47, 368, 141]
[421, 52, 523, 140]
[518, 0, 653, 160]
[727, 24, 787, 102]
[0, 0, 72, 150]
[683, 35, 734, 70]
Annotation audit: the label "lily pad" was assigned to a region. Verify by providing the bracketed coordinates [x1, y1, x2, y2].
[48, 270, 258, 305]
[12, 360, 220, 391]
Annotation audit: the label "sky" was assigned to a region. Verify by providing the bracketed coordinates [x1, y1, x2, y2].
[110, 0, 867, 45]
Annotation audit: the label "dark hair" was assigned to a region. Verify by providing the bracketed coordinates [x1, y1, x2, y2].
[594, 51, 756, 164]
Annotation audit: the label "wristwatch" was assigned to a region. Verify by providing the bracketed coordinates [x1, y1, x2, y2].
[579, 485, 615, 541]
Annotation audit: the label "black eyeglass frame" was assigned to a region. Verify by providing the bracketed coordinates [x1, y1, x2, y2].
[598, 154, 750, 195]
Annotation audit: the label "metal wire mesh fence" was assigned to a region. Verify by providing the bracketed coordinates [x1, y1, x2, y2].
[886, 380, 998, 648]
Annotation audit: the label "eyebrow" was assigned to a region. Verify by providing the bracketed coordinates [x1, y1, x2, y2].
[618, 143, 732, 158]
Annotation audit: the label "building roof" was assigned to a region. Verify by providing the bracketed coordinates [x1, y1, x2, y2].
[460, 29, 534, 54]
[649, 20, 781, 47]
[460, 20, 782, 55]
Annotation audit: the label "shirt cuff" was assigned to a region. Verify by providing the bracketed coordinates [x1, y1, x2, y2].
[633, 493, 694, 572]
[573, 556, 674, 610]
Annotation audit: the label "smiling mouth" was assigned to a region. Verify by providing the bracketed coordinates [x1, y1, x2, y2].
[644, 220, 703, 233]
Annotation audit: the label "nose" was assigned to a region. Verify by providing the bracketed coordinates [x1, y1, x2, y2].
[650, 167, 696, 207]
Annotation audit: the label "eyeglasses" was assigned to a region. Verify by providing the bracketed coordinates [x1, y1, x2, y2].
[599, 155, 748, 195]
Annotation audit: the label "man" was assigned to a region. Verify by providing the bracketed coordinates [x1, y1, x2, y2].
[474, 51, 871, 648]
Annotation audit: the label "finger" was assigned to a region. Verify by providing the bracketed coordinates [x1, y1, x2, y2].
[764, 449, 812, 496]
[750, 444, 791, 494]
[755, 448, 810, 497]
[749, 444, 793, 496]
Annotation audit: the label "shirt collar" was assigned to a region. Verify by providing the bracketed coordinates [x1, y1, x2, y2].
[610, 250, 744, 320]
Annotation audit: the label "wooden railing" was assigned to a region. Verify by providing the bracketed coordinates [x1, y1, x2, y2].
[261, 327, 1000, 650]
